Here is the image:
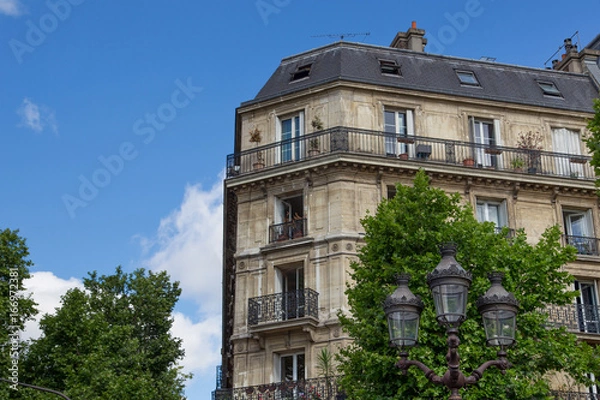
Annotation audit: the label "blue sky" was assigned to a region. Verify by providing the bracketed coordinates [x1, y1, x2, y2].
[1, 0, 598, 398]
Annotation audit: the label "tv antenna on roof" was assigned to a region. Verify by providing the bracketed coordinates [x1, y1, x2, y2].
[311, 32, 370, 42]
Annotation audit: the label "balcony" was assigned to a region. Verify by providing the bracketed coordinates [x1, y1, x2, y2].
[226, 127, 593, 180]
[214, 376, 345, 400]
[270, 219, 307, 243]
[248, 289, 319, 327]
[551, 391, 599, 399]
[544, 304, 600, 334]
[563, 235, 600, 256]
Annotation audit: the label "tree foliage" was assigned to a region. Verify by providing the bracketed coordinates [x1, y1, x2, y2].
[337, 170, 600, 399]
[585, 98, 600, 193]
[0, 229, 37, 398]
[16, 267, 189, 400]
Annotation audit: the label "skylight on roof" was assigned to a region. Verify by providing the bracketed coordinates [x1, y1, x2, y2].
[291, 64, 312, 81]
[538, 81, 562, 97]
[456, 70, 480, 86]
[379, 60, 401, 76]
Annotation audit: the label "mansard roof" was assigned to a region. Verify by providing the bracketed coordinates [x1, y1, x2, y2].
[245, 42, 598, 113]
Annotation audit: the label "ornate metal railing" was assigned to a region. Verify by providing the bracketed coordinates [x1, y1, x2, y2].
[214, 376, 345, 400]
[544, 304, 600, 334]
[563, 235, 600, 256]
[226, 127, 594, 180]
[551, 390, 599, 399]
[270, 219, 307, 243]
[248, 289, 319, 326]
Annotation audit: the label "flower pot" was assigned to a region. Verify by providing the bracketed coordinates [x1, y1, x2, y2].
[308, 149, 320, 157]
[463, 158, 475, 167]
[398, 153, 409, 160]
[253, 162, 265, 170]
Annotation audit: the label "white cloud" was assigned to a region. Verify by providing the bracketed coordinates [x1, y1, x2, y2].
[17, 98, 58, 134]
[140, 179, 224, 315]
[138, 177, 224, 391]
[171, 312, 222, 373]
[0, 0, 23, 16]
[23, 271, 83, 340]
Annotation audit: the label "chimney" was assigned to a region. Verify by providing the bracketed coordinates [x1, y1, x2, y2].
[390, 21, 427, 52]
[553, 37, 583, 73]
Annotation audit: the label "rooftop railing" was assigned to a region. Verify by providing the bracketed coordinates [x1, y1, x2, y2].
[226, 127, 594, 180]
[248, 288, 319, 326]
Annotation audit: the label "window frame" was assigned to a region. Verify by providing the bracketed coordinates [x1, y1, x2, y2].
[384, 108, 415, 157]
[291, 64, 312, 82]
[537, 81, 562, 98]
[276, 111, 305, 163]
[456, 70, 480, 86]
[476, 198, 508, 232]
[379, 59, 401, 76]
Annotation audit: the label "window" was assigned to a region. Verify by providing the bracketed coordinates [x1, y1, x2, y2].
[552, 127, 583, 177]
[276, 266, 305, 320]
[278, 112, 305, 163]
[271, 194, 305, 242]
[379, 59, 401, 76]
[456, 70, 480, 86]
[575, 280, 599, 334]
[387, 185, 397, 199]
[277, 353, 305, 382]
[291, 64, 312, 81]
[384, 109, 414, 157]
[538, 81, 562, 97]
[470, 117, 502, 168]
[476, 199, 507, 233]
[563, 209, 597, 255]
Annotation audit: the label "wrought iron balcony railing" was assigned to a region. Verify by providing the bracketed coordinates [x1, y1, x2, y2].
[214, 376, 345, 400]
[226, 127, 593, 180]
[544, 304, 600, 334]
[563, 235, 600, 256]
[248, 289, 319, 326]
[270, 218, 307, 243]
[551, 390, 599, 399]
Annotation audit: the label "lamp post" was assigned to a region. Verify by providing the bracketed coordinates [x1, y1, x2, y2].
[383, 244, 518, 400]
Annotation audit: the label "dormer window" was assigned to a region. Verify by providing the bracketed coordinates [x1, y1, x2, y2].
[456, 70, 480, 86]
[538, 81, 562, 97]
[379, 60, 401, 76]
[291, 64, 312, 81]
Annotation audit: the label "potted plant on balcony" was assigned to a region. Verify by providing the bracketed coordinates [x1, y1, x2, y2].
[511, 157, 525, 172]
[308, 137, 320, 157]
[516, 130, 543, 174]
[249, 126, 264, 170]
[311, 115, 324, 131]
[463, 157, 475, 167]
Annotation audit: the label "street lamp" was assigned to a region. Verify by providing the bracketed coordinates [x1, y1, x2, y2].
[383, 244, 519, 400]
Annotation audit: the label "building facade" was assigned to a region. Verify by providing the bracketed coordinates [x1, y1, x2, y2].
[216, 24, 600, 399]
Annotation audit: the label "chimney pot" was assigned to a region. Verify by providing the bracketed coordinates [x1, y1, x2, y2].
[412, 21, 417, 29]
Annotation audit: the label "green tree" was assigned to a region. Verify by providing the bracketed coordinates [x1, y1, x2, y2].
[337, 170, 600, 400]
[20, 267, 190, 400]
[0, 229, 37, 398]
[585, 98, 600, 193]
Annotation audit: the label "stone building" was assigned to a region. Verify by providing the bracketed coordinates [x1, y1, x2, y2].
[215, 23, 600, 399]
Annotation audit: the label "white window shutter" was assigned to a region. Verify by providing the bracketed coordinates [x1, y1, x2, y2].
[493, 119, 502, 146]
[406, 110, 414, 136]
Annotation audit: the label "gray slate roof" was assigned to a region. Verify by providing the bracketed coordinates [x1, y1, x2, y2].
[246, 42, 598, 113]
